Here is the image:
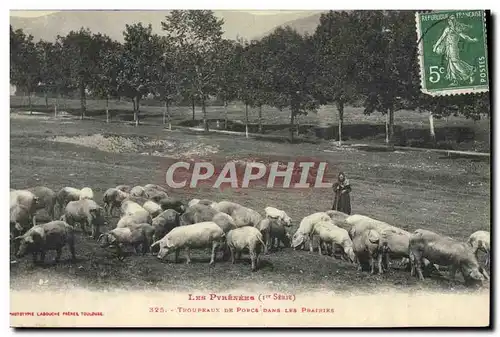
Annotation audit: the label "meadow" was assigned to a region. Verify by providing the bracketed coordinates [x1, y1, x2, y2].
[10, 95, 491, 152]
[9, 109, 491, 294]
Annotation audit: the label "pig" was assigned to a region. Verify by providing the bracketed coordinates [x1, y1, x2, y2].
[143, 200, 163, 218]
[98, 223, 155, 258]
[79, 187, 94, 200]
[213, 200, 243, 215]
[56, 187, 81, 215]
[123, 195, 149, 206]
[198, 199, 218, 208]
[144, 184, 168, 193]
[409, 229, 489, 286]
[116, 213, 152, 228]
[312, 220, 356, 263]
[217, 202, 264, 228]
[151, 209, 180, 242]
[116, 185, 132, 193]
[212, 212, 237, 234]
[121, 200, 149, 218]
[61, 199, 107, 239]
[150, 221, 225, 265]
[346, 214, 413, 270]
[211, 212, 238, 261]
[130, 186, 146, 197]
[219, 205, 270, 253]
[352, 229, 388, 274]
[144, 186, 169, 203]
[226, 226, 267, 271]
[103, 188, 129, 216]
[291, 212, 332, 251]
[158, 197, 186, 214]
[325, 210, 349, 223]
[265, 206, 293, 227]
[467, 230, 490, 269]
[27, 186, 57, 220]
[266, 217, 292, 250]
[188, 199, 201, 207]
[180, 204, 218, 226]
[10, 189, 39, 222]
[14, 220, 76, 265]
[10, 203, 36, 254]
[10, 189, 39, 231]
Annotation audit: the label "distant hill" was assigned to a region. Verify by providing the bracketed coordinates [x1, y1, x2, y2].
[255, 12, 326, 39]
[9, 10, 323, 42]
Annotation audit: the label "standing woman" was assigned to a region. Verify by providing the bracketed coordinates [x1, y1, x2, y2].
[332, 171, 351, 215]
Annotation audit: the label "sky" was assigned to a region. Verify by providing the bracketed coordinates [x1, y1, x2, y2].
[10, 10, 305, 17]
[10, 10, 57, 17]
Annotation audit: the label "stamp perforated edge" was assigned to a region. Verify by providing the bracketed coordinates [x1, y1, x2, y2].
[415, 10, 490, 97]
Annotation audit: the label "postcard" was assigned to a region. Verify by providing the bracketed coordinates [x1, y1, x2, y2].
[9, 9, 491, 327]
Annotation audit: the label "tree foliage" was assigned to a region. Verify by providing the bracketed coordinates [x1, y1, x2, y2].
[10, 26, 41, 98]
[36, 40, 71, 99]
[161, 10, 224, 131]
[9, 10, 490, 136]
[214, 38, 240, 105]
[58, 28, 102, 117]
[90, 34, 122, 99]
[117, 23, 163, 125]
[260, 27, 319, 141]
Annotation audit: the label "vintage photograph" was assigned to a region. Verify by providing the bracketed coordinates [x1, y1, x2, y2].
[9, 9, 491, 328]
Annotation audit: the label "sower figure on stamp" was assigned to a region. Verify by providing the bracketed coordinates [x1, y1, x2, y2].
[432, 14, 478, 86]
[332, 172, 351, 215]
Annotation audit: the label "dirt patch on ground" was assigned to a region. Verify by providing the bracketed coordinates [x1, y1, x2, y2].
[49, 134, 219, 159]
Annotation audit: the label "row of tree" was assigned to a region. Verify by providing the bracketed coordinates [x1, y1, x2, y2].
[10, 10, 490, 143]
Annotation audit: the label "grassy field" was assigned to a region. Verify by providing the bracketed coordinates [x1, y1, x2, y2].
[9, 113, 491, 294]
[10, 95, 491, 152]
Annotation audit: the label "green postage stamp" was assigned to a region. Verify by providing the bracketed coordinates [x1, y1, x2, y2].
[415, 10, 489, 96]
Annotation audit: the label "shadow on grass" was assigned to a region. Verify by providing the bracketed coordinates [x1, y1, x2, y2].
[10, 107, 489, 152]
[182, 118, 485, 151]
[356, 146, 395, 153]
[438, 154, 490, 162]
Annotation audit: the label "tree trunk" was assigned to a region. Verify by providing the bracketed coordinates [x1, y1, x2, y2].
[429, 111, 435, 141]
[133, 99, 136, 120]
[134, 96, 139, 127]
[290, 110, 295, 143]
[106, 96, 109, 124]
[224, 99, 228, 130]
[28, 93, 32, 115]
[202, 99, 208, 132]
[79, 81, 86, 120]
[167, 101, 172, 130]
[163, 101, 167, 125]
[45, 92, 49, 109]
[258, 105, 263, 134]
[54, 94, 58, 118]
[296, 114, 300, 137]
[389, 106, 394, 143]
[338, 101, 344, 146]
[245, 103, 249, 138]
[192, 97, 195, 121]
[385, 111, 390, 144]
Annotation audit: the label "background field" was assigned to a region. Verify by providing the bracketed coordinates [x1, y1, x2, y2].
[9, 112, 491, 294]
[10, 95, 491, 153]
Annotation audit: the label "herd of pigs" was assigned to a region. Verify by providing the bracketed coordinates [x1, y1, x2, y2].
[10, 184, 491, 287]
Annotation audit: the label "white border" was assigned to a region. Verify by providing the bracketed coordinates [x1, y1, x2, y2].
[5, 0, 500, 11]
[3, 0, 498, 336]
